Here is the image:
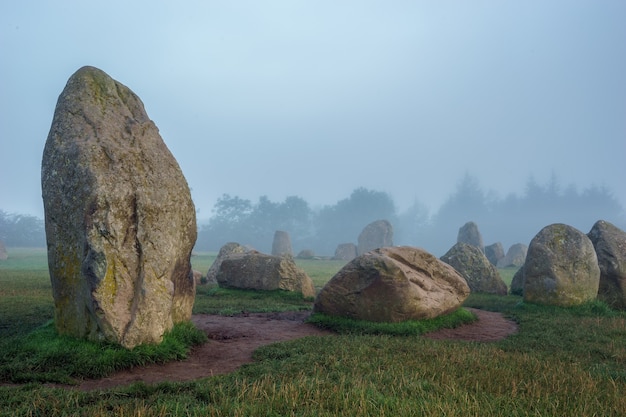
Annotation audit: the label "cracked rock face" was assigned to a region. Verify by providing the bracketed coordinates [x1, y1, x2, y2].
[314, 246, 470, 322]
[41, 66, 196, 348]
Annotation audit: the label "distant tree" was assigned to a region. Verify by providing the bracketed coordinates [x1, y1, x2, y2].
[196, 194, 253, 250]
[0, 210, 46, 247]
[425, 173, 489, 255]
[395, 200, 430, 246]
[195, 194, 314, 253]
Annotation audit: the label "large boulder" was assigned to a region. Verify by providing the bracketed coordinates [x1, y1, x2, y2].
[523, 224, 600, 307]
[441, 242, 508, 295]
[216, 251, 315, 298]
[457, 221, 484, 252]
[357, 220, 393, 255]
[497, 243, 528, 268]
[485, 242, 505, 266]
[334, 243, 357, 261]
[41, 66, 196, 348]
[588, 220, 626, 310]
[206, 242, 252, 285]
[271, 230, 293, 257]
[0, 240, 7, 261]
[314, 246, 470, 322]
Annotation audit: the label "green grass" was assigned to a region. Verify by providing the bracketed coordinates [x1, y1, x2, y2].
[2, 249, 626, 416]
[0, 321, 207, 384]
[193, 286, 314, 315]
[307, 308, 477, 335]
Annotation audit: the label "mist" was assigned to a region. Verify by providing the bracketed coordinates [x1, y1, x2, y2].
[1, 1, 625, 252]
[194, 173, 625, 257]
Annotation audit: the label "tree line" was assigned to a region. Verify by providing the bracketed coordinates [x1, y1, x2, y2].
[0, 211, 46, 247]
[196, 173, 626, 256]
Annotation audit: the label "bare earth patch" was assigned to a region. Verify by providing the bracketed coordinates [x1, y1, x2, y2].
[73, 308, 517, 391]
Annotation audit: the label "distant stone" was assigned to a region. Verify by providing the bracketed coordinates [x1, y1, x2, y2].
[206, 242, 252, 285]
[314, 246, 470, 322]
[333, 243, 357, 261]
[41, 66, 196, 348]
[193, 270, 203, 286]
[0, 240, 7, 261]
[485, 242, 505, 266]
[296, 249, 315, 259]
[510, 265, 525, 296]
[523, 224, 599, 307]
[497, 243, 528, 268]
[357, 220, 393, 255]
[216, 251, 315, 298]
[441, 242, 508, 295]
[588, 220, 626, 310]
[457, 221, 484, 252]
[271, 230, 293, 257]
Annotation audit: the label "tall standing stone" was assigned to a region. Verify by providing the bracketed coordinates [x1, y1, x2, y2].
[271, 230, 293, 257]
[41, 66, 197, 348]
[457, 221, 484, 252]
[357, 219, 393, 255]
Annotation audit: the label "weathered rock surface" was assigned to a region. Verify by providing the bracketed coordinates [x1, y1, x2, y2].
[206, 242, 252, 285]
[485, 242, 505, 266]
[497, 243, 528, 268]
[457, 221, 484, 252]
[357, 220, 393, 255]
[216, 252, 316, 298]
[41, 66, 196, 348]
[314, 246, 470, 322]
[334, 243, 357, 261]
[588, 220, 626, 310]
[271, 230, 293, 257]
[0, 240, 7, 261]
[523, 223, 600, 307]
[510, 266, 525, 296]
[441, 242, 508, 295]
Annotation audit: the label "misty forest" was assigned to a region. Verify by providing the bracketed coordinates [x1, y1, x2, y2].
[4, 172, 622, 257]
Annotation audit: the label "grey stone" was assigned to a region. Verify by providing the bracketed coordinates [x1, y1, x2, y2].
[41, 66, 196, 348]
[441, 242, 508, 295]
[357, 220, 393, 255]
[216, 251, 315, 298]
[271, 230, 293, 257]
[457, 221, 484, 252]
[206, 242, 252, 285]
[497, 243, 528, 268]
[296, 249, 315, 259]
[588, 220, 626, 310]
[485, 242, 505, 266]
[334, 243, 357, 261]
[523, 223, 599, 307]
[510, 265, 525, 296]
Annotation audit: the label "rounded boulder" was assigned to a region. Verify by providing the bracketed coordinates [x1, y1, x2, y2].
[314, 246, 470, 322]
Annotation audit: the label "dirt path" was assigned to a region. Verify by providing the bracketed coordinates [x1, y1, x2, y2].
[73, 308, 517, 391]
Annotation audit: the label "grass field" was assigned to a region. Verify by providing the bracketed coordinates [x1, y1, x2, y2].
[2, 248, 626, 416]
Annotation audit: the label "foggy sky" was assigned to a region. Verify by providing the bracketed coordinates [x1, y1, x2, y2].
[1, 1, 625, 220]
